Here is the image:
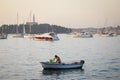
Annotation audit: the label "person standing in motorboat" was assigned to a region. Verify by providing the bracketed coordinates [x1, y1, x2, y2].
[53, 55, 61, 63]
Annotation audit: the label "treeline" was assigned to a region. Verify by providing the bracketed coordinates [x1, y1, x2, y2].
[1, 23, 120, 34]
[0, 23, 72, 34]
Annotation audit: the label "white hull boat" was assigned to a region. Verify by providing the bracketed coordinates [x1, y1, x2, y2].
[80, 32, 93, 38]
[24, 34, 34, 38]
[70, 32, 80, 38]
[0, 33, 7, 39]
[12, 34, 24, 38]
[0, 27, 7, 39]
[35, 32, 59, 41]
[40, 60, 85, 70]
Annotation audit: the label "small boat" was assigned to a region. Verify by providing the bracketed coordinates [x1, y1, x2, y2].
[24, 34, 34, 38]
[40, 60, 85, 70]
[80, 32, 93, 38]
[0, 27, 7, 39]
[0, 33, 7, 39]
[12, 34, 24, 38]
[100, 33, 117, 37]
[34, 32, 59, 41]
[70, 32, 80, 38]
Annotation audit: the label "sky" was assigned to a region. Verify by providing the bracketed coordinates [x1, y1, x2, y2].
[0, 0, 120, 28]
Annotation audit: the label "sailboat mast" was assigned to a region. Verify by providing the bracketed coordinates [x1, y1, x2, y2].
[29, 11, 32, 33]
[23, 20, 25, 35]
[16, 13, 19, 34]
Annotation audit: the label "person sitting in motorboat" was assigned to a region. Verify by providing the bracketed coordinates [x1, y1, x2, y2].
[53, 55, 61, 63]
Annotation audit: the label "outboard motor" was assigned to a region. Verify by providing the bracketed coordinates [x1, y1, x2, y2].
[80, 60, 85, 65]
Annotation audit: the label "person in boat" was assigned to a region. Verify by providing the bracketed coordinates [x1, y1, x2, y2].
[53, 55, 61, 63]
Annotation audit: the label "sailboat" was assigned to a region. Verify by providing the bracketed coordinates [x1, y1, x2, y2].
[0, 27, 7, 39]
[23, 23, 34, 38]
[23, 25, 34, 38]
[12, 13, 24, 38]
[24, 13, 35, 38]
[12, 25, 24, 38]
[98, 19, 117, 37]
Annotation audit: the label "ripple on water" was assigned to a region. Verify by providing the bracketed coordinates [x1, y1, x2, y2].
[0, 35, 120, 80]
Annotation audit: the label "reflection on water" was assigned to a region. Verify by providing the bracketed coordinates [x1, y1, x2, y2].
[42, 69, 84, 75]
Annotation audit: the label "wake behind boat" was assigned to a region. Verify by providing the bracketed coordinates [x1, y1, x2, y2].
[40, 60, 85, 70]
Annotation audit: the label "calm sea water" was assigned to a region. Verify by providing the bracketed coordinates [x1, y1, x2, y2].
[0, 34, 120, 80]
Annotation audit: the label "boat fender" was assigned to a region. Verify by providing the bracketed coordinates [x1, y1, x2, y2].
[74, 62, 78, 64]
[80, 60, 85, 64]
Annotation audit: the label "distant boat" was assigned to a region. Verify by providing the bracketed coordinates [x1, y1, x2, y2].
[34, 32, 59, 41]
[12, 13, 24, 38]
[12, 25, 24, 38]
[24, 34, 34, 38]
[100, 33, 117, 37]
[0, 27, 7, 39]
[98, 18, 117, 37]
[70, 32, 80, 38]
[12, 34, 24, 38]
[23, 25, 34, 39]
[79, 32, 93, 38]
[0, 33, 7, 39]
[40, 60, 85, 70]
[24, 13, 36, 39]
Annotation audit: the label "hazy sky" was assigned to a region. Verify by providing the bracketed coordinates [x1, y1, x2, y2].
[0, 0, 120, 28]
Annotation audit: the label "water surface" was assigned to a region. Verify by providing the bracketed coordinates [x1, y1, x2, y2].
[0, 34, 120, 80]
